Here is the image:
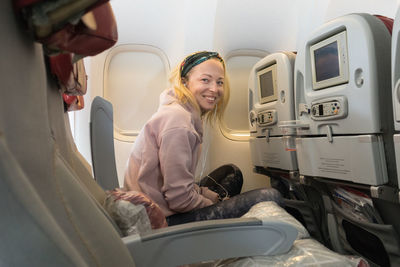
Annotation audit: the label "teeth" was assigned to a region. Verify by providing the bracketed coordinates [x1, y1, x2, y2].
[205, 96, 215, 101]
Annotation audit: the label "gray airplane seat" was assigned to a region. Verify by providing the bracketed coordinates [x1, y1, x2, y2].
[0, 0, 301, 266]
[1, 0, 136, 265]
[271, 176, 329, 246]
[393, 7, 400, 206]
[47, 71, 109, 206]
[248, 51, 329, 246]
[294, 13, 400, 266]
[90, 96, 120, 190]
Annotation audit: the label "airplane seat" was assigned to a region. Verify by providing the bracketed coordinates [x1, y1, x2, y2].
[46, 64, 124, 232]
[392, 8, 400, 201]
[388, 6, 400, 266]
[0, 0, 136, 265]
[48, 76, 109, 205]
[0, 1, 302, 266]
[294, 13, 400, 266]
[90, 96, 120, 190]
[268, 175, 329, 245]
[248, 51, 330, 246]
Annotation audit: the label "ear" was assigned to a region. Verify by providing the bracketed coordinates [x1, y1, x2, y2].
[181, 78, 187, 87]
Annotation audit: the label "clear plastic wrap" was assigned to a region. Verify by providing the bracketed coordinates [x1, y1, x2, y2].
[104, 195, 152, 236]
[189, 201, 368, 267]
[213, 239, 367, 266]
[241, 201, 310, 240]
[104, 188, 168, 236]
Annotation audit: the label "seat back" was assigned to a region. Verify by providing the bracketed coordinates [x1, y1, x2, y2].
[0, 0, 136, 265]
[293, 13, 400, 266]
[90, 96, 120, 190]
[392, 8, 400, 190]
[294, 13, 394, 186]
[248, 52, 297, 172]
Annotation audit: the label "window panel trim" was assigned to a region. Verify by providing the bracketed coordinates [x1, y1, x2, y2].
[103, 44, 170, 143]
[220, 49, 268, 142]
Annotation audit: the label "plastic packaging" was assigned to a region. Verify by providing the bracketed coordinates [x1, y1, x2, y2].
[242, 201, 309, 240]
[278, 120, 309, 151]
[104, 188, 168, 236]
[189, 201, 368, 267]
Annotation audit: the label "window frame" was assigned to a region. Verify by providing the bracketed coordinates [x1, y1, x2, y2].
[103, 44, 170, 142]
[220, 49, 269, 141]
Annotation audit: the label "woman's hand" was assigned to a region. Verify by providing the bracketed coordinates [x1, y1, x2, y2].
[200, 187, 220, 204]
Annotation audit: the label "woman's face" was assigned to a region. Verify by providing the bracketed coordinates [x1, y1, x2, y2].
[185, 59, 224, 113]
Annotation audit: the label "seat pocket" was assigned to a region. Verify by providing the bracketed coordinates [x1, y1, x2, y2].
[331, 200, 400, 267]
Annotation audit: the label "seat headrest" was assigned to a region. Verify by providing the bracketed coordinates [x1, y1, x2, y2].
[375, 15, 394, 35]
[14, 0, 118, 57]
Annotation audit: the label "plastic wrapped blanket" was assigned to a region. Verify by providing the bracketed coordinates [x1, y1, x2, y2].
[190, 201, 368, 267]
[104, 195, 151, 236]
[211, 239, 366, 266]
[242, 201, 309, 240]
[104, 189, 168, 236]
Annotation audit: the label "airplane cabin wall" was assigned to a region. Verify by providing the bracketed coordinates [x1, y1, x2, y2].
[73, 0, 399, 190]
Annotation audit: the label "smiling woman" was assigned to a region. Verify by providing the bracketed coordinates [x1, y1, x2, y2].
[183, 58, 225, 113]
[172, 51, 230, 124]
[123, 51, 283, 225]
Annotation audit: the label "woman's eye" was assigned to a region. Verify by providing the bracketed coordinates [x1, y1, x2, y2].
[201, 78, 209, 83]
[217, 81, 224, 86]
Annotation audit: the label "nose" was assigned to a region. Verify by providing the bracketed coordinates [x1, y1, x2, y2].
[209, 82, 218, 92]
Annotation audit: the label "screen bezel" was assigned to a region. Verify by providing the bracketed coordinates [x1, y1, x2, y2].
[257, 63, 278, 104]
[310, 31, 349, 90]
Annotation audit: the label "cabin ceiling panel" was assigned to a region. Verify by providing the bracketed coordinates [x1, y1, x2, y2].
[110, 0, 186, 65]
[324, 0, 398, 22]
[110, 0, 399, 65]
[294, 0, 398, 50]
[213, 0, 300, 54]
[181, 0, 218, 58]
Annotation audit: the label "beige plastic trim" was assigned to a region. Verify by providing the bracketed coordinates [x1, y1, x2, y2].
[103, 44, 170, 142]
[220, 49, 268, 141]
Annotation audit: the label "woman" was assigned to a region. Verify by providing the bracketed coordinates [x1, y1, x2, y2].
[124, 51, 282, 225]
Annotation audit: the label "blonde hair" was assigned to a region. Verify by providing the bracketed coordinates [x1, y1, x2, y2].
[168, 54, 230, 125]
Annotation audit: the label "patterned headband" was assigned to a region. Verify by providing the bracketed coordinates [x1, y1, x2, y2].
[180, 51, 224, 78]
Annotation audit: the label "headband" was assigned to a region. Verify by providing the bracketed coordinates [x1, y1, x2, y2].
[180, 51, 224, 78]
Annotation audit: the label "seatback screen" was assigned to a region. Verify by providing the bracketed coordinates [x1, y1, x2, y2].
[314, 41, 340, 82]
[259, 70, 274, 98]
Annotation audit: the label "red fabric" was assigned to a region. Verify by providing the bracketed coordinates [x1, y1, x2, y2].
[109, 189, 168, 230]
[63, 94, 85, 111]
[14, 0, 109, 15]
[374, 15, 394, 35]
[49, 54, 73, 86]
[62, 94, 76, 105]
[40, 3, 118, 56]
[14, 0, 116, 57]
[49, 54, 87, 95]
[13, 0, 42, 8]
[357, 259, 370, 267]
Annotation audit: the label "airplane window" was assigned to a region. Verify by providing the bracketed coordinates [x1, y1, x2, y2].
[104, 45, 170, 142]
[222, 50, 268, 140]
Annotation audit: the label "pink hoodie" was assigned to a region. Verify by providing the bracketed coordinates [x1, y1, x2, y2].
[123, 89, 219, 217]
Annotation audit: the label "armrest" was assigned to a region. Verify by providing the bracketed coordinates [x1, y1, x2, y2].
[123, 217, 297, 267]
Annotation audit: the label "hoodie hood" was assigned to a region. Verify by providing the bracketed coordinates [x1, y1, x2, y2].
[159, 88, 176, 106]
[159, 88, 203, 139]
